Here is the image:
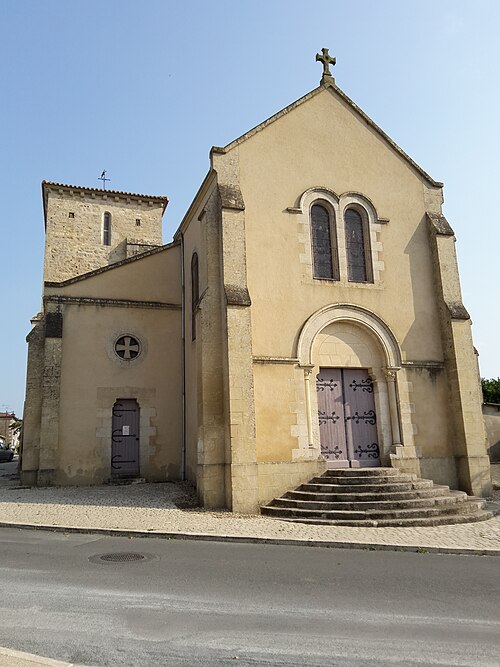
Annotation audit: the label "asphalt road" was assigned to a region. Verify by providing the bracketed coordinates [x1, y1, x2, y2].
[0, 457, 18, 487]
[0, 528, 498, 666]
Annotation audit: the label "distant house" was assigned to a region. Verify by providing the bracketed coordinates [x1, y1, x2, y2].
[0, 412, 16, 448]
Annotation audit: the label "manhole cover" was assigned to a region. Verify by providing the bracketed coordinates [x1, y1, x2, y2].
[90, 552, 149, 563]
[100, 552, 145, 562]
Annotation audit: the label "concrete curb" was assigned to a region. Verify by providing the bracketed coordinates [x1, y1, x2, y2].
[1, 520, 499, 557]
[0, 646, 80, 666]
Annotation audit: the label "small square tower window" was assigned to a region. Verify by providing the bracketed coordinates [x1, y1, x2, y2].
[135, 218, 141, 226]
[68, 212, 75, 218]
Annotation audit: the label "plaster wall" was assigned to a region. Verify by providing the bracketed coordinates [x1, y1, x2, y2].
[45, 245, 181, 304]
[55, 303, 182, 484]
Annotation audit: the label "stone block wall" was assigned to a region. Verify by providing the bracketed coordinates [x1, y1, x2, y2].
[43, 183, 166, 283]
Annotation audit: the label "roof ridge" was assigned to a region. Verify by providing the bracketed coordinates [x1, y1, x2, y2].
[42, 180, 169, 202]
[216, 82, 442, 188]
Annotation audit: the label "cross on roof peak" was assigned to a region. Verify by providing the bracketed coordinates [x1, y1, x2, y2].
[316, 47, 336, 85]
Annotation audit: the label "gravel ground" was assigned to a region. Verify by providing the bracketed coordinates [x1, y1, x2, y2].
[0, 476, 499, 553]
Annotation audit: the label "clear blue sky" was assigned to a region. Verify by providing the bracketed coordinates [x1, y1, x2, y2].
[1, 0, 499, 415]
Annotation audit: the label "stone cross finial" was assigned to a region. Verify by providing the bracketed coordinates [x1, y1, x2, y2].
[316, 47, 336, 85]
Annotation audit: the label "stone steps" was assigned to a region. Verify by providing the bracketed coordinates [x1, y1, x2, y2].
[322, 468, 409, 477]
[302, 480, 433, 494]
[292, 486, 455, 502]
[261, 467, 493, 527]
[286, 486, 460, 503]
[265, 511, 493, 528]
[277, 495, 463, 511]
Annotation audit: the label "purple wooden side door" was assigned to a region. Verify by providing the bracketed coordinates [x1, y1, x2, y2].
[111, 399, 140, 477]
[316, 368, 380, 468]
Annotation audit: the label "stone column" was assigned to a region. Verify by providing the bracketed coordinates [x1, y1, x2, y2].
[369, 369, 391, 464]
[384, 368, 402, 446]
[384, 367, 421, 477]
[303, 365, 315, 447]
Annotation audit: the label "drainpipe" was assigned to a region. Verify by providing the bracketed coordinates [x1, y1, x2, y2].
[180, 232, 186, 481]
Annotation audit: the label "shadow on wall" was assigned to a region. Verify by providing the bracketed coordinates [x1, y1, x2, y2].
[402, 215, 442, 356]
[484, 403, 500, 462]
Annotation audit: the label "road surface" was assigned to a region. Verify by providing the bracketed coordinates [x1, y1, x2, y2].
[0, 528, 498, 666]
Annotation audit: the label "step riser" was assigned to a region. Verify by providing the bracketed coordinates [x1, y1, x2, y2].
[274, 511, 493, 528]
[315, 475, 415, 485]
[262, 501, 485, 521]
[277, 497, 463, 511]
[304, 482, 433, 493]
[323, 468, 409, 477]
[296, 487, 453, 500]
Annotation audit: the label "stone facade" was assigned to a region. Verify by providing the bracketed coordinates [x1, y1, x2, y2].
[42, 182, 166, 283]
[21, 76, 491, 505]
[22, 186, 181, 487]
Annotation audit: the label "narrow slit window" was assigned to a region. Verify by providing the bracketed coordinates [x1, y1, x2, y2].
[103, 212, 111, 246]
[191, 252, 199, 340]
[311, 204, 338, 280]
[345, 208, 370, 282]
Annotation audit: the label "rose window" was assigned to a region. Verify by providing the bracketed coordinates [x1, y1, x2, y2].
[114, 335, 141, 360]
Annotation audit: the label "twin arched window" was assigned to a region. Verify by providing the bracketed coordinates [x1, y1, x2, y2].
[312, 204, 372, 283]
[103, 212, 111, 246]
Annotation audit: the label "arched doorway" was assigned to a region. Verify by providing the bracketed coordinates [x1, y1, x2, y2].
[297, 305, 403, 468]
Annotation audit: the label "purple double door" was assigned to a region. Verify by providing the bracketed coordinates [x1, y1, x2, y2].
[111, 399, 140, 478]
[316, 368, 380, 467]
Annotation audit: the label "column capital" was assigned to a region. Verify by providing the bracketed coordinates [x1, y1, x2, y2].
[383, 367, 400, 382]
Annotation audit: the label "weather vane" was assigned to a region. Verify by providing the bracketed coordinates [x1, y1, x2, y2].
[98, 170, 110, 190]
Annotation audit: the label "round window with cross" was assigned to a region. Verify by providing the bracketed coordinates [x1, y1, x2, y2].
[114, 335, 141, 360]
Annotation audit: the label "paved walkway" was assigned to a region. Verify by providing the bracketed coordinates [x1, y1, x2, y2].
[0, 469, 499, 555]
[0, 646, 78, 666]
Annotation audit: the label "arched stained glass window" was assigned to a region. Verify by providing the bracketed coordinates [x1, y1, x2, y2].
[191, 252, 199, 340]
[311, 204, 338, 280]
[345, 208, 370, 282]
[103, 212, 111, 246]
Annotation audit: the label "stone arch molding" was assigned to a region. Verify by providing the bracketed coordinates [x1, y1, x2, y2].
[297, 303, 402, 368]
[297, 188, 379, 222]
[298, 186, 339, 209]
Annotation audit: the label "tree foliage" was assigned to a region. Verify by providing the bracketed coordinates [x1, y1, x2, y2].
[481, 378, 500, 404]
[10, 418, 22, 436]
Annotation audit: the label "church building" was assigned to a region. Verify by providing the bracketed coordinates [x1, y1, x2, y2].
[21, 52, 492, 511]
